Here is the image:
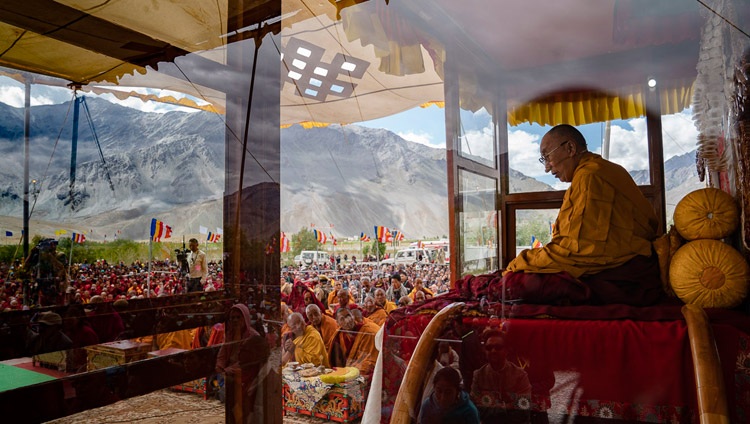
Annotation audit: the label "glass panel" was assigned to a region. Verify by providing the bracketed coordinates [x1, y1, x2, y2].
[661, 106, 704, 227]
[458, 170, 498, 276]
[459, 106, 496, 168]
[515, 209, 560, 257]
[508, 121, 655, 193]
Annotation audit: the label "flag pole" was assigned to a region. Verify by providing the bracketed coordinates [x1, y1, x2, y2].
[68, 235, 74, 272]
[147, 236, 152, 298]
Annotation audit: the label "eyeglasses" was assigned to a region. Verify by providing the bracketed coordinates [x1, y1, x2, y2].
[538, 140, 570, 165]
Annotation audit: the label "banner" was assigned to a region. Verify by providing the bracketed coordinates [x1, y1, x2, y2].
[150, 218, 173, 242]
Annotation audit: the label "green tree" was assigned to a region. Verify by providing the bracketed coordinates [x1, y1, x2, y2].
[292, 227, 319, 254]
[370, 240, 386, 258]
[516, 219, 551, 249]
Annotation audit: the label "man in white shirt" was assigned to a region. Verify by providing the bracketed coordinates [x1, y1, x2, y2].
[187, 238, 207, 292]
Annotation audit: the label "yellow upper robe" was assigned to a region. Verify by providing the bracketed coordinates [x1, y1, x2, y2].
[294, 325, 330, 367]
[507, 152, 658, 278]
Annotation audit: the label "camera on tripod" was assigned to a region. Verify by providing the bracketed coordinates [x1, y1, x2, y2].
[175, 242, 190, 275]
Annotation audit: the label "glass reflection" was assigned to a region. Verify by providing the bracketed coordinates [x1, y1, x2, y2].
[459, 107, 496, 168]
[459, 170, 498, 276]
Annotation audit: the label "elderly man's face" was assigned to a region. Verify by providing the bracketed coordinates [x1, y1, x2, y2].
[374, 290, 386, 306]
[364, 297, 375, 313]
[336, 310, 355, 330]
[338, 289, 349, 306]
[307, 307, 321, 326]
[289, 315, 306, 337]
[540, 133, 576, 183]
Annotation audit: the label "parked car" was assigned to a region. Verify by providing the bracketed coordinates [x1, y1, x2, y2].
[381, 248, 436, 265]
[299, 250, 330, 266]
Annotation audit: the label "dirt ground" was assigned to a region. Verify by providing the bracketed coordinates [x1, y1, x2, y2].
[44, 389, 357, 424]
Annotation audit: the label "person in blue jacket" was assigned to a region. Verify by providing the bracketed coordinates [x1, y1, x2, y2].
[418, 366, 480, 424]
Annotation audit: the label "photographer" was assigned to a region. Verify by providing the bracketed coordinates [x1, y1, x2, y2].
[187, 238, 207, 292]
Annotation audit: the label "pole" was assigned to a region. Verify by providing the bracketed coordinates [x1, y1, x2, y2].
[70, 95, 81, 202]
[147, 237, 152, 297]
[22, 77, 31, 307]
[68, 236, 74, 271]
[22, 78, 30, 260]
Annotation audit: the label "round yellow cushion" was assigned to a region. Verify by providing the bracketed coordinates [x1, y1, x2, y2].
[670, 240, 749, 308]
[319, 366, 359, 384]
[673, 188, 738, 241]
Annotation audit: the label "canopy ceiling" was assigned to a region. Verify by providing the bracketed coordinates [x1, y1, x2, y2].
[0, 0, 730, 126]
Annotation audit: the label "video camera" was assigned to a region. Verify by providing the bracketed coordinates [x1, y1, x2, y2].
[175, 237, 190, 275]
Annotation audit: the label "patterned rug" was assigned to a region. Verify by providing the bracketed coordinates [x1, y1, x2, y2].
[44, 389, 357, 423]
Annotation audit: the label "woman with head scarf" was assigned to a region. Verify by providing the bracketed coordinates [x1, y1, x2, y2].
[216, 304, 270, 422]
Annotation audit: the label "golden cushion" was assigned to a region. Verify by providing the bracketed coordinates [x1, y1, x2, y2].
[673, 188, 739, 241]
[670, 239, 749, 308]
[319, 366, 359, 384]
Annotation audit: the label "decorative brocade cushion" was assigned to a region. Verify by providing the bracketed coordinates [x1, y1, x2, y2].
[670, 239, 749, 308]
[673, 188, 739, 241]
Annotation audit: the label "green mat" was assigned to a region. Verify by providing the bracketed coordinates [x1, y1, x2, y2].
[0, 363, 56, 392]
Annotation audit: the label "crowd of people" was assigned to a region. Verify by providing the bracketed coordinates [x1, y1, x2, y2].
[0, 257, 225, 311]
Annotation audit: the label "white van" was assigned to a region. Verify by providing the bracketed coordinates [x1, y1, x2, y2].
[381, 248, 435, 265]
[298, 250, 330, 266]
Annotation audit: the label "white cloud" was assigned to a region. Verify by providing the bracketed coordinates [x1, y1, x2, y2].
[460, 126, 494, 160]
[0, 83, 69, 108]
[608, 118, 650, 171]
[508, 129, 544, 177]
[398, 130, 440, 148]
[661, 111, 698, 160]
[608, 109, 697, 171]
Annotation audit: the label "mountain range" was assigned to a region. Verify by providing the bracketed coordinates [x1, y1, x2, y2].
[0, 98, 703, 241]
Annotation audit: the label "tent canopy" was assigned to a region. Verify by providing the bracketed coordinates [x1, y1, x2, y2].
[0, 0, 721, 126]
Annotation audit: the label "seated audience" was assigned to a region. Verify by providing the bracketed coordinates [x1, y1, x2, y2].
[363, 295, 388, 327]
[282, 312, 329, 367]
[306, 304, 338, 353]
[375, 288, 397, 313]
[328, 307, 380, 379]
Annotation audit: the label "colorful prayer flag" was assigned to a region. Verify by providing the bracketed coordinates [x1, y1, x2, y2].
[313, 229, 327, 244]
[330, 232, 337, 246]
[206, 232, 221, 243]
[55, 229, 68, 236]
[72, 232, 86, 243]
[374, 226, 392, 243]
[531, 236, 542, 249]
[360, 232, 371, 242]
[280, 232, 291, 252]
[150, 218, 173, 242]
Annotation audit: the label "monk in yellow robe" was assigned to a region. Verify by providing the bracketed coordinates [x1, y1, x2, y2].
[363, 295, 388, 327]
[505, 124, 662, 306]
[374, 288, 397, 313]
[283, 312, 329, 367]
[329, 307, 380, 379]
[306, 304, 338, 353]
